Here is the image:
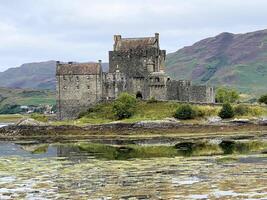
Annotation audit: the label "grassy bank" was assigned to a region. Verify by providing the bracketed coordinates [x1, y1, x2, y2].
[53, 101, 267, 126]
[0, 101, 266, 126]
[0, 114, 24, 123]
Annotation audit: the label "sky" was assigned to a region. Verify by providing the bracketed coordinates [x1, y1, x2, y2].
[0, 0, 267, 71]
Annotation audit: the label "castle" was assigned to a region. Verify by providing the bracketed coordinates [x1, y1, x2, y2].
[56, 33, 215, 120]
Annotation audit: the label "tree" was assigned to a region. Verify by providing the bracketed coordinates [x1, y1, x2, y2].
[258, 94, 267, 105]
[174, 104, 196, 120]
[112, 93, 137, 119]
[215, 87, 240, 103]
[219, 103, 235, 119]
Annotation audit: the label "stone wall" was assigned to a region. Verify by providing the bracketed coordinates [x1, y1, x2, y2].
[57, 74, 102, 120]
[109, 48, 163, 77]
[189, 85, 209, 103]
[149, 85, 166, 100]
[166, 80, 179, 100]
[166, 80, 215, 103]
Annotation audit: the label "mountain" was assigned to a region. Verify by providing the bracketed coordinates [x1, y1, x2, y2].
[0, 61, 57, 90]
[0, 61, 109, 90]
[166, 29, 267, 95]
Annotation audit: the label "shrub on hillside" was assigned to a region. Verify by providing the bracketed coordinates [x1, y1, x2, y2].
[174, 104, 196, 120]
[215, 87, 240, 103]
[219, 103, 235, 119]
[194, 105, 219, 117]
[112, 93, 137, 119]
[234, 104, 249, 116]
[258, 94, 267, 105]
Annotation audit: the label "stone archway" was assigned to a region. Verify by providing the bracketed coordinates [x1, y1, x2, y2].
[136, 91, 143, 99]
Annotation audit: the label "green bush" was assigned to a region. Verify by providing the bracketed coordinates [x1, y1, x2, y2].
[174, 104, 196, 120]
[112, 93, 137, 119]
[234, 104, 249, 116]
[258, 94, 267, 105]
[219, 103, 235, 119]
[215, 87, 240, 103]
[248, 106, 264, 116]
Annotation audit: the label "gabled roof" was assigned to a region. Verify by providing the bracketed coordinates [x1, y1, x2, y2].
[56, 62, 102, 75]
[117, 37, 157, 50]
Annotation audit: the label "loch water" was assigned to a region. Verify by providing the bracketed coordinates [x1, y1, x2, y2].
[0, 141, 266, 199]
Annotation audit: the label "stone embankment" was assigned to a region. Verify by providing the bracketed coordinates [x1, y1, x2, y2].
[0, 117, 266, 140]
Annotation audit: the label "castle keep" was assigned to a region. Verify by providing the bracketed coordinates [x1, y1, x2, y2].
[56, 33, 215, 120]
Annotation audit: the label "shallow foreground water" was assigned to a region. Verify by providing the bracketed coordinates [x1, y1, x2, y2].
[0, 123, 9, 128]
[0, 141, 266, 200]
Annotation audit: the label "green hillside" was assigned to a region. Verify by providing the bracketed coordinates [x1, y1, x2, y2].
[0, 87, 56, 109]
[166, 30, 267, 95]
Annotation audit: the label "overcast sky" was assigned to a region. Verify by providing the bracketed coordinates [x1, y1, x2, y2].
[0, 0, 267, 71]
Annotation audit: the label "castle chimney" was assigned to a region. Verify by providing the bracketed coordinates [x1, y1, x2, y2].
[155, 33, 159, 40]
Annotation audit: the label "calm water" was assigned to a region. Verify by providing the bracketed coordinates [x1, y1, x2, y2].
[0, 123, 9, 128]
[0, 141, 266, 199]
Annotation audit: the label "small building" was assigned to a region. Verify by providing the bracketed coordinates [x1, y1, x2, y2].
[56, 33, 215, 120]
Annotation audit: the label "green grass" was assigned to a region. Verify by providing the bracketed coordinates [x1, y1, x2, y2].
[0, 114, 24, 123]
[52, 101, 267, 126]
[30, 113, 48, 122]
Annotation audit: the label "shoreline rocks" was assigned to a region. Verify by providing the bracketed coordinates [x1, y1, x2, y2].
[16, 118, 47, 126]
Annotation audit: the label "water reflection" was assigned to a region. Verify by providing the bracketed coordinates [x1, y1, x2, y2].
[0, 140, 266, 160]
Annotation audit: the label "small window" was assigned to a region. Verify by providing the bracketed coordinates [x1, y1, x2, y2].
[63, 75, 66, 80]
[76, 85, 79, 89]
[76, 76, 79, 81]
[87, 85, 90, 90]
[155, 77, 160, 82]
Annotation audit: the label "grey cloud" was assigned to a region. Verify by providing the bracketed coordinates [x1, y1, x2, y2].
[0, 0, 267, 71]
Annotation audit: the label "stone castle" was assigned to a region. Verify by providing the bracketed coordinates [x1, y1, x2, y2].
[56, 33, 215, 120]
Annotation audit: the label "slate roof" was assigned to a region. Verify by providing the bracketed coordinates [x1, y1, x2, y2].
[56, 62, 102, 75]
[116, 37, 157, 50]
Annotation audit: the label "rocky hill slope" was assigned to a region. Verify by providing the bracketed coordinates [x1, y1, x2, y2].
[166, 29, 267, 95]
[0, 61, 57, 90]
